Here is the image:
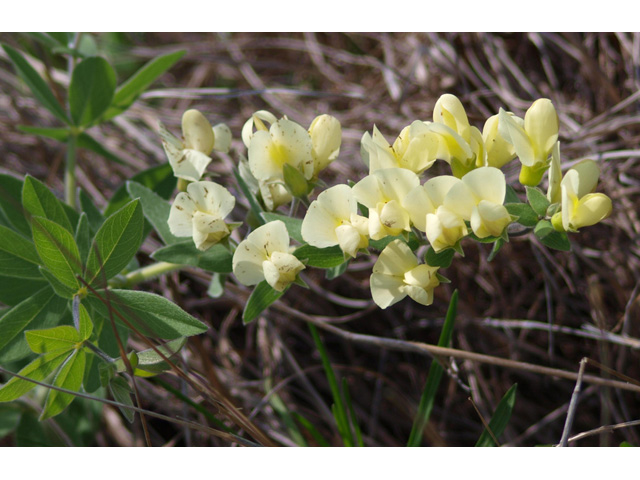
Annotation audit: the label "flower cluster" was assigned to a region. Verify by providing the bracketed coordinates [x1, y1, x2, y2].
[159, 94, 613, 312]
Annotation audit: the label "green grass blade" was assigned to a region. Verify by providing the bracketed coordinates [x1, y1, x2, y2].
[342, 377, 363, 446]
[308, 323, 353, 446]
[407, 290, 458, 447]
[475, 383, 518, 447]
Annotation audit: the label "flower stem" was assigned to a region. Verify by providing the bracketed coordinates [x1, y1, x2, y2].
[109, 261, 184, 289]
[64, 134, 77, 209]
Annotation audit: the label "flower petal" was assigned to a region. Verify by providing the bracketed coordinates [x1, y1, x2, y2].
[168, 192, 197, 237]
[212, 123, 232, 153]
[461, 166, 506, 205]
[370, 273, 406, 309]
[373, 239, 417, 276]
[182, 109, 214, 154]
[499, 108, 536, 167]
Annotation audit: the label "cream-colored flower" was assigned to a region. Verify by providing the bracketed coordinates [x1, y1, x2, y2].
[426, 206, 469, 252]
[443, 167, 512, 238]
[301, 184, 369, 258]
[309, 114, 342, 176]
[370, 239, 440, 309]
[352, 168, 420, 240]
[547, 141, 562, 205]
[248, 117, 314, 183]
[558, 160, 612, 232]
[361, 122, 439, 175]
[159, 109, 231, 182]
[241, 110, 278, 148]
[168, 181, 236, 251]
[498, 99, 559, 186]
[232, 220, 305, 292]
[483, 113, 518, 169]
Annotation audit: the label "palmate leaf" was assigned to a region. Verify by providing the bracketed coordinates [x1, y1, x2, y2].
[126, 181, 179, 245]
[0, 349, 71, 402]
[22, 175, 73, 233]
[294, 244, 345, 268]
[84, 199, 144, 287]
[25, 325, 80, 354]
[0, 225, 42, 279]
[102, 50, 186, 121]
[0, 174, 31, 237]
[151, 241, 233, 273]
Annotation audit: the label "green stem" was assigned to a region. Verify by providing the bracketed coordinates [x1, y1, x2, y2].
[64, 134, 77, 209]
[109, 261, 184, 288]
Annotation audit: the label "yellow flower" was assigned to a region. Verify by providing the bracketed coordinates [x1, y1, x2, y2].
[241, 110, 277, 148]
[301, 184, 369, 258]
[370, 240, 440, 309]
[168, 181, 236, 251]
[361, 122, 439, 175]
[309, 114, 342, 177]
[558, 160, 612, 232]
[482, 113, 518, 169]
[443, 167, 512, 238]
[232, 220, 305, 292]
[352, 168, 419, 240]
[498, 99, 559, 186]
[159, 109, 231, 182]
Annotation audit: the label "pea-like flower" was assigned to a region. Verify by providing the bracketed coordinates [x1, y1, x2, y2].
[301, 184, 369, 258]
[370, 239, 440, 309]
[432, 94, 485, 176]
[168, 181, 236, 251]
[309, 114, 342, 177]
[554, 160, 612, 232]
[232, 220, 305, 292]
[360, 122, 439, 175]
[498, 99, 559, 186]
[352, 168, 420, 240]
[443, 167, 512, 239]
[159, 109, 232, 182]
[482, 113, 518, 169]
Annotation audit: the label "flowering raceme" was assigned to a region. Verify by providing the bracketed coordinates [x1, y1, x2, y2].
[232, 220, 305, 292]
[301, 184, 369, 258]
[370, 240, 440, 309]
[168, 181, 236, 251]
[159, 109, 231, 182]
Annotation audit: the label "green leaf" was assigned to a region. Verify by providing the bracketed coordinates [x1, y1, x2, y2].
[17, 125, 70, 142]
[407, 290, 458, 447]
[1, 44, 70, 124]
[86, 289, 208, 339]
[534, 220, 571, 251]
[38, 266, 77, 299]
[261, 212, 303, 243]
[102, 50, 186, 121]
[114, 337, 186, 376]
[78, 190, 105, 234]
[104, 163, 176, 218]
[0, 404, 22, 439]
[526, 186, 550, 217]
[22, 175, 73, 232]
[0, 349, 70, 402]
[504, 184, 522, 204]
[31, 216, 82, 290]
[294, 244, 345, 268]
[0, 174, 30, 237]
[68, 56, 116, 127]
[151, 241, 233, 273]
[41, 349, 86, 420]
[26, 325, 80, 354]
[75, 213, 91, 264]
[475, 383, 518, 447]
[505, 202, 538, 227]
[282, 163, 310, 198]
[85, 199, 144, 287]
[0, 275, 49, 309]
[0, 225, 42, 279]
[78, 304, 93, 341]
[425, 246, 456, 268]
[77, 132, 126, 165]
[487, 237, 506, 262]
[326, 260, 349, 280]
[126, 181, 179, 245]
[0, 286, 64, 355]
[108, 376, 135, 423]
[243, 281, 285, 324]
